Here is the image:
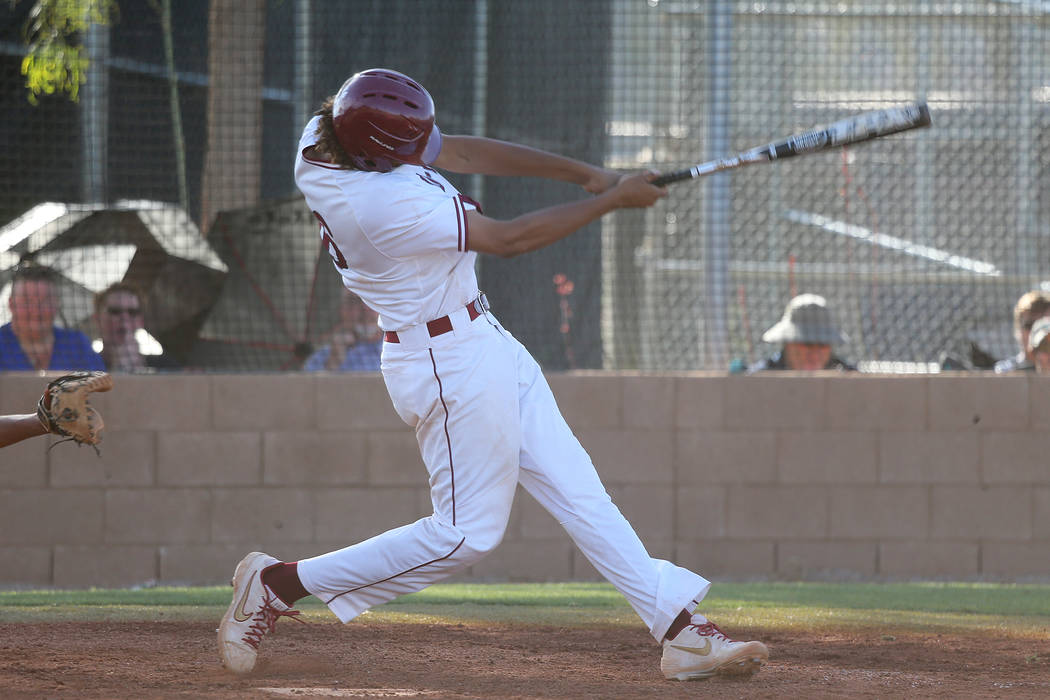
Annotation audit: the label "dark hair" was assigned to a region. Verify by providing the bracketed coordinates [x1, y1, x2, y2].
[12, 263, 58, 286]
[312, 97, 357, 169]
[94, 281, 146, 317]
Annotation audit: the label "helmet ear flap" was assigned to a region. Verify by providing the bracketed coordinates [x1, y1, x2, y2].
[332, 69, 439, 172]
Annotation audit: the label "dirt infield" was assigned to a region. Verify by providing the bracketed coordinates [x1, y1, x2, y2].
[2, 620, 1049, 698]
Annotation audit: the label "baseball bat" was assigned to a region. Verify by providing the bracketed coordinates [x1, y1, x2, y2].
[651, 101, 931, 187]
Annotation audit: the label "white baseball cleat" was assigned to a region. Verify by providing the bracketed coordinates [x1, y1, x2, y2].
[660, 620, 768, 680]
[217, 551, 301, 674]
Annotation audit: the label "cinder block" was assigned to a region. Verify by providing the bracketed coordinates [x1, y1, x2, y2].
[0, 373, 47, 413]
[53, 545, 157, 588]
[879, 432, 979, 484]
[931, 486, 1031, 539]
[213, 375, 316, 430]
[571, 539, 675, 581]
[724, 375, 826, 430]
[0, 547, 52, 586]
[105, 489, 211, 544]
[828, 486, 928, 538]
[314, 487, 430, 542]
[606, 484, 674, 542]
[0, 490, 103, 545]
[211, 488, 314, 543]
[778, 432, 877, 484]
[100, 375, 212, 431]
[727, 486, 827, 538]
[576, 429, 674, 485]
[675, 375, 725, 430]
[546, 373, 622, 429]
[981, 432, 1050, 484]
[676, 486, 727, 539]
[50, 431, 155, 487]
[366, 431, 425, 485]
[0, 437, 47, 487]
[778, 541, 877, 580]
[928, 375, 1029, 431]
[160, 544, 272, 585]
[622, 374, 675, 430]
[1032, 375, 1050, 431]
[315, 374, 404, 431]
[677, 432, 776, 485]
[675, 540, 775, 578]
[264, 431, 368, 485]
[157, 432, 261, 486]
[469, 539, 573, 582]
[879, 541, 979, 578]
[826, 377, 927, 430]
[1035, 488, 1050, 539]
[980, 542, 1050, 579]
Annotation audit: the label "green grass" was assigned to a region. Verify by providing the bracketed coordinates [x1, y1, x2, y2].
[2, 582, 1049, 636]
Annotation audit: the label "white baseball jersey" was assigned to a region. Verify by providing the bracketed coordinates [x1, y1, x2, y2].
[292, 116, 710, 644]
[295, 116, 480, 331]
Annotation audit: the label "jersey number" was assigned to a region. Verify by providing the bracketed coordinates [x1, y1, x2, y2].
[314, 211, 348, 269]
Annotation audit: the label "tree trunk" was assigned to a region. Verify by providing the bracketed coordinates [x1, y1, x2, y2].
[200, 0, 266, 234]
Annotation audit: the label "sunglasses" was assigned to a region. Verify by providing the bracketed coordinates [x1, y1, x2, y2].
[106, 306, 142, 317]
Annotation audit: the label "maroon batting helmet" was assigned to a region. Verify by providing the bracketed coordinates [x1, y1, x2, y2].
[332, 69, 442, 173]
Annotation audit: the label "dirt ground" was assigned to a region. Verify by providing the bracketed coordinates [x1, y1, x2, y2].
[2, 620, 1049, 699]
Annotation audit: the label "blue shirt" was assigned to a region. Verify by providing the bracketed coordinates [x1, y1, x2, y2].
[303, 340, 382, 372]
[0, 323, 105, 371]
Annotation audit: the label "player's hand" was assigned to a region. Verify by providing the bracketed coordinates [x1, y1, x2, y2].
[612, 171, 668, 208]
[581, 167, 621, 195]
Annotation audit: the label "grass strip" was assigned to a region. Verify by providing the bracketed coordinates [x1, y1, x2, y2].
[1, 582, 1048, 636]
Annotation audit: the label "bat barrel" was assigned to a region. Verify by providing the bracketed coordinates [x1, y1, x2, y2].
[650, 101, 931, 187]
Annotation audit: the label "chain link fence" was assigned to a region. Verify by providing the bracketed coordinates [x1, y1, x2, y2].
[0, 0, 1047, 372]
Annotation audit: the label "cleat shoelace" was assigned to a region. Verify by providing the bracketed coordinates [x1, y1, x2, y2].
[687, 621, 733, 643]
[241, 591, 303, 650]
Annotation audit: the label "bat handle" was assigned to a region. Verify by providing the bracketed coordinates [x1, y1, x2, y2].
[650, 169, 695, 187]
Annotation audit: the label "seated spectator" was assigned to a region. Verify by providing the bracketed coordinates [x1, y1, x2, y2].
[303, 288, 382, 371]
[1029, 317, 1050, 374]
[93, 282, 179, 372]
[0, 265, 104, 371]
[994, 290, 1050, 373]
[748, 293, 855, 372]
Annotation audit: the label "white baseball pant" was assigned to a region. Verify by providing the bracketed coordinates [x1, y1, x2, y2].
[296, 304, 710, 641]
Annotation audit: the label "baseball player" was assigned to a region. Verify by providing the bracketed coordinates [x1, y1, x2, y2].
[0, 413, 47, 449]
[218, 68, 768, 681]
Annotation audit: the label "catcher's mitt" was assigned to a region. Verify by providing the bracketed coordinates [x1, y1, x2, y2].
[36, 371, 114, 452]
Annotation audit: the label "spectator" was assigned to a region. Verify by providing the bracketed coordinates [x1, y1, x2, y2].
[994, 290, 1050, 373]
[303, 288, 382, 371]
[1029, 317, 1050, 374]
[0, 265, 104, 371]
[93, 282, 178, 372]
[748, 293, 855, 372]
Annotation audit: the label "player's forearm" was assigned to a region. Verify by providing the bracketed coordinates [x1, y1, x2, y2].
[434, 135, 596, 185]
[0, 414, 46, 449]
[493, 190, 620, 257]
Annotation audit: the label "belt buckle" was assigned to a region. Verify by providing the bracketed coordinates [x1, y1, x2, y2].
[474, 292, 490, 315]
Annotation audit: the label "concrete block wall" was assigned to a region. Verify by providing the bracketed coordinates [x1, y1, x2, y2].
[1, 371, 1048, 589]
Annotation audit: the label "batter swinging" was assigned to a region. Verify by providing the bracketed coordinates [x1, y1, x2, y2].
[218, 68, 768, 681]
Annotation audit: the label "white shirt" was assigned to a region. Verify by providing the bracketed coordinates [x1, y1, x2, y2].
[294, 116, 481, 331]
